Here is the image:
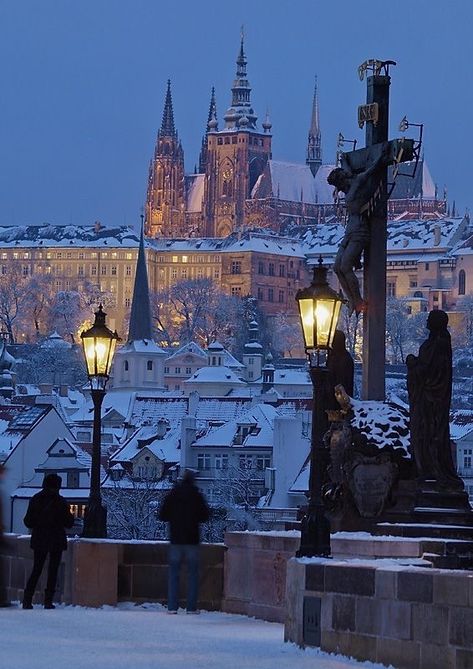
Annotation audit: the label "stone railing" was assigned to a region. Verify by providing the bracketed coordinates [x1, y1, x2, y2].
[285, 557, 473, 669]
[0, 534, 225, 609]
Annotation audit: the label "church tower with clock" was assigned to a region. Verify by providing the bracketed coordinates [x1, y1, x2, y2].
[202, 37, 272, 237]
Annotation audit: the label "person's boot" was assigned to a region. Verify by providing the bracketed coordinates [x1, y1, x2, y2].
[22, 591, 33, 610]
[44, 590, 55, 610]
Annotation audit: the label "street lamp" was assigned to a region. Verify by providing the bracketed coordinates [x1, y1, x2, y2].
[80, 305, 120, 538]
[296, 257, 343, 557]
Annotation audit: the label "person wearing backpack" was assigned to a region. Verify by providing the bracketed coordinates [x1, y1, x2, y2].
[22, 473, 74, 609]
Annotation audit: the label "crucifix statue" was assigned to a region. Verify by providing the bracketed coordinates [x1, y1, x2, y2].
[328, 60, 417, 400]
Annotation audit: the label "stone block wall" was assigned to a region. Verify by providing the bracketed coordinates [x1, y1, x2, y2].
[0, 535, 225, 610]
[285, 557, 473, 669]
[222, 531, 299, 622]
[0, 534, 70, 605]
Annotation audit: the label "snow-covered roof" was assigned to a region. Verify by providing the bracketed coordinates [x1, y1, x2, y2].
[251, 161, 335, 205]
[272, 368, 310, 386]
[450, 410, 473, 440]
[194, 403, 277, 448]
[165, 341, 207, 361]
[0, 224, 139, 248]
[110, 425, 180, 464]
[117, 340, 166, 355]
[296, 216, 471, 261]
[149, 231, 304, 258]
[40, 331, 72, 349]
[387, 217, 468, 252]
[185, 365, 246, 386]
[185, 174, 205, 213]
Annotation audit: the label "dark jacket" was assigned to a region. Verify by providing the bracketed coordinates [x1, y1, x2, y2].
[23, 488, 74, 552]
[159, 480, 210, 545]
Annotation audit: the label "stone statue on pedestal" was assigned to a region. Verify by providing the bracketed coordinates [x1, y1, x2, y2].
[406, 309, 463, 491]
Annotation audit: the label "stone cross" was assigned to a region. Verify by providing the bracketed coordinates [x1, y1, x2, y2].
[339, 60, 414, 401]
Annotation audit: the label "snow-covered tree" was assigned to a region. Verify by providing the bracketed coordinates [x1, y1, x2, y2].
[0, 261, 32, 343]
[48, 291, 87, 342]
[152, 279, 244, 350]
[270, 312, 302, 358]
[104, 476, 168, 540]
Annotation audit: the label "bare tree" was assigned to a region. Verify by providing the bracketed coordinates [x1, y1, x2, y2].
[211, 465, 264, 531]
[340, 306, 363, 361]
[103, 475, 169, 540]
[152, 279, 244, 349]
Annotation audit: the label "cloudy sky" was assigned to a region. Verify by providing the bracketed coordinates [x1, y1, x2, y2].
[0, 0, 470, 228]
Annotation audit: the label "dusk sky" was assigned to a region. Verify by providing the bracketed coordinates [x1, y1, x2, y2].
[0, 1, 470, 229]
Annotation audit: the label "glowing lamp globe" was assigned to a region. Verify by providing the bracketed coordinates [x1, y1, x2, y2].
[296, 258, 343, 354]
[80, 305, 120, 384]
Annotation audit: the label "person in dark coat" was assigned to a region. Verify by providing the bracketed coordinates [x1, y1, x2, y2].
[22, 473, 74, 609]
[159, 470, 210, 613]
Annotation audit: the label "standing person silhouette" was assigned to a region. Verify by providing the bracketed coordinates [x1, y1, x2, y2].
[22, 473, 74, 609]
[159, 470, 210, 614]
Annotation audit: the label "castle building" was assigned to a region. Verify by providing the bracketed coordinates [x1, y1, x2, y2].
[144, 37, 447, 240]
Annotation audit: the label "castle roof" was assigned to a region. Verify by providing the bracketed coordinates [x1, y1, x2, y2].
[0, 223, 139, 248]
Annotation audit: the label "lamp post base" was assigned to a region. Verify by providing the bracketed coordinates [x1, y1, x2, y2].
[82, 499, 107, 539]
[296, 503, 331, 558]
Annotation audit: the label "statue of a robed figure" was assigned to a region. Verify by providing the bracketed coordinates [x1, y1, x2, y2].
[406, 310, 464, 491]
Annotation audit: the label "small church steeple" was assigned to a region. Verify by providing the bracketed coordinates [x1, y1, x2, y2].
[198, 87, 217, 173]
[307, 76, 322, 176]
[128, 216, 153, 343]
[110, 216, 166, 391]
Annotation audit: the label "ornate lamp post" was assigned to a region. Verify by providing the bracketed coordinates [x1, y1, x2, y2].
[80, 305, 120, 538]
[296, 258, 343, 557]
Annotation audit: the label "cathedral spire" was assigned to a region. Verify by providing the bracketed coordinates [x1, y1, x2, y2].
[224, 31, 257, 130]
[160, 79, 176, 137]
[128, 216, 153, 342]
[199, 87, 218, 173]
[307, 76, 322, 176]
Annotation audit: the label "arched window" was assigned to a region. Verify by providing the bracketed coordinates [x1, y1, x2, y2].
[459, 269, 466, 295]
[147, 360, 153, 371]
[413, 291, 423, 298]
[124, 360, 129, 371]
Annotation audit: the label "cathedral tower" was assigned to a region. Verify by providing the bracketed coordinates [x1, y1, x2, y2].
[198, 87, 217, 174]
[145, 81, 186, 237]
[306, 76, 322, 176]
[202, 36, 272, 237]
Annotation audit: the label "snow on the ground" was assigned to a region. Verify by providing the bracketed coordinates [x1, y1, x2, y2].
[1, 603, 392, 669]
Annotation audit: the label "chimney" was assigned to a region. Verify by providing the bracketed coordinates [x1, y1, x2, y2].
[433, 225, 441, 247]
[59, 385, 68, 397]
[94, 220, 102, 233]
